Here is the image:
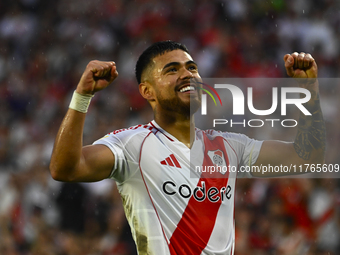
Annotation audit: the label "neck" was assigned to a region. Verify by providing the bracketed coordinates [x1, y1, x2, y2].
[154, 110, 195, 148]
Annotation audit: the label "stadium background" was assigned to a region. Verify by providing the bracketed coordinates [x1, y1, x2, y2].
[0, 0, 339, 254]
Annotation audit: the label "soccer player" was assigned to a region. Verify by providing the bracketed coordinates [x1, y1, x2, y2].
[50, 41, 325, 255]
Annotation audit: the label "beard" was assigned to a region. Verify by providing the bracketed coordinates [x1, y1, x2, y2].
[155, 91, 201, 117]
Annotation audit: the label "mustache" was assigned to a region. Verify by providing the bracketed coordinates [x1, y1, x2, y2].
[190, 77, 202, 86]
[190, 78, 207, 90]
[176, 77, 203, 90]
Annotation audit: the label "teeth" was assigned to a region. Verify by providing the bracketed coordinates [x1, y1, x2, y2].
[179, 86, 195, 93]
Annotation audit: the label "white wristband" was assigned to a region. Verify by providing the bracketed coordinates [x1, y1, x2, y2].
[69, 91, 94, 113]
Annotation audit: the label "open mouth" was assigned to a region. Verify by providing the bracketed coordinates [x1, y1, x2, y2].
[179, 85, 196, 93]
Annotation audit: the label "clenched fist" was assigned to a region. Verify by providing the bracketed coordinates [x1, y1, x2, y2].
[76, 60, 118, 95]
[284, 52, 317, 84]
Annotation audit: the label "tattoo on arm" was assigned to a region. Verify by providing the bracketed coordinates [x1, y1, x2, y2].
[294, 93, 326, 160]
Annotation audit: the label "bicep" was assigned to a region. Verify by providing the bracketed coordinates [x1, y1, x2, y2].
[76, 144, 115, 182]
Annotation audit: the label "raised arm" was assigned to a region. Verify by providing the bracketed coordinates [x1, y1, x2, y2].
[50, 61, 118, 182]
[252, 52, 326, 177]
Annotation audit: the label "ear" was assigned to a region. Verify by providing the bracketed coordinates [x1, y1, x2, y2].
[139, 82, 155, 101]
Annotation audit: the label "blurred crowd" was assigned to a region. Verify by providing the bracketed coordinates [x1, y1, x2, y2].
[0, 0, 339, 254]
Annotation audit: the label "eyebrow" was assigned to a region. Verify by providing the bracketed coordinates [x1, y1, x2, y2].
[162, 60, 198, 71]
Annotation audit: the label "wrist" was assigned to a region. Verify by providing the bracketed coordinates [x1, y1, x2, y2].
[69, 91, 94, 113]
[75, 86, 95, 96]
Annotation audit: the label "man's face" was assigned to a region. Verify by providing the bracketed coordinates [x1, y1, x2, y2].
[147, 49, 202, 116]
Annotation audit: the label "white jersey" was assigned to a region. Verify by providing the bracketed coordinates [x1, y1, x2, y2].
[93, 120, 262, 255]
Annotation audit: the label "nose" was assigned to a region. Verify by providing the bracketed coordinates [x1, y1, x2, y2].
[179, 67, 194, 80]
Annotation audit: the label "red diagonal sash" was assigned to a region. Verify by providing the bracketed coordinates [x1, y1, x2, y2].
[169, 134, 230, 254]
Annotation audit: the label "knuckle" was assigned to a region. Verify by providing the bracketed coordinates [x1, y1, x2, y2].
[87, 60, 98, 68]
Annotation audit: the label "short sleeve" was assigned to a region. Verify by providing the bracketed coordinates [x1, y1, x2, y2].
[92, 126, 150, 183]
[221, 132, 263, 178]
[93, 135, 128, 182]
[241, 136, 263, 167]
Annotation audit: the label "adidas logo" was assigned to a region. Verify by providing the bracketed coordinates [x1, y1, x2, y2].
[160, 154, 181, 168]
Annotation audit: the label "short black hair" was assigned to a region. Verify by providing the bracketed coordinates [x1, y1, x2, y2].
[135, 41, 189, 84]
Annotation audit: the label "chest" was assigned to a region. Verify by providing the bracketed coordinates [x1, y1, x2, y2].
[138, 134, 238, 205]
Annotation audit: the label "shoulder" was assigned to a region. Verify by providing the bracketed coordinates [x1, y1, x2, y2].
[104, 123, 157, 139]
[196, 128, 252, 144]
[94, 123, 159, 150]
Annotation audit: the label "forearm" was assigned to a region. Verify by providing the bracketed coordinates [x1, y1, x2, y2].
[294, 80, 326, 162]
[49, 109, 86, 181]
[49, 61, 118, 182]
[252, 53, 325, 177]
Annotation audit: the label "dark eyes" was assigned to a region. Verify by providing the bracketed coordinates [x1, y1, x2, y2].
[166, 65, 197, 73]
[188, 65, 197, 71]
[168, 67, 177, 72]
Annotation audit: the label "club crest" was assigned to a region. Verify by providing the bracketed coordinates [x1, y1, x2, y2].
[207, 150, 227, 168]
